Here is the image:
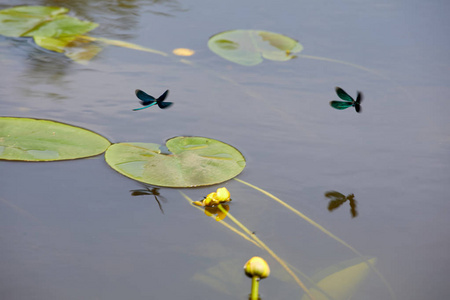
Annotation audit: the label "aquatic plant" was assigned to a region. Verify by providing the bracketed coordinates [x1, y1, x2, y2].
[0, 5, 399, 299]
[244, 256, 270, 300]
[0, 5, 167, 63]
[0, 117, 110, 161]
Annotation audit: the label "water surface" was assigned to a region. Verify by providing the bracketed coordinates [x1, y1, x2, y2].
[1, 0, 449, 299]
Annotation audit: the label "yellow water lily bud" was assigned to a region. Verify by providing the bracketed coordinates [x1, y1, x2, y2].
[244, 256, 270, 279]
[203, 192, 217, 206]
[197, 187, 232, 207]
[172, 48, 195, 56]
[193, 200, 204, 206]
[215, 187, 231, 202]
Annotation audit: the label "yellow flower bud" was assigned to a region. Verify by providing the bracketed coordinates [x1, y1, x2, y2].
[215, 187, 231, 202]
[244, 256, 270, 279]
[196, 187, 232, 207]
[172, 48, 195, 56]
[204, 192, 217, 206]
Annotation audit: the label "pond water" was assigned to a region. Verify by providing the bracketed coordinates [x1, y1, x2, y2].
[1, 0, 450, 299]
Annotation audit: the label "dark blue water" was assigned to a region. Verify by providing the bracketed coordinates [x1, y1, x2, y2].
[1, 0, 449, 299]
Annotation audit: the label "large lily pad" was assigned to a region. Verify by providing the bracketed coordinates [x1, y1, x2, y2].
[208, 30, 303, 66]
[105, 137, 246, 187]
[0, 117, 111, 161]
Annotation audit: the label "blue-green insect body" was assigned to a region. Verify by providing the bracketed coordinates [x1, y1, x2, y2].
[133, 89, 172, 111]
[330, 87, 363, 113]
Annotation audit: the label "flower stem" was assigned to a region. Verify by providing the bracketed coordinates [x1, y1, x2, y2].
[250, 277, 259, 300]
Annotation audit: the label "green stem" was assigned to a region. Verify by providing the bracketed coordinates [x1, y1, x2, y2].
[298, 54, 411, 98]
[179, 191, 262, 248]
[251, 276, 259, 300]
[217, 204, 315, 300]
[181, 191, 315, 298]
[234, 178, 397, 300]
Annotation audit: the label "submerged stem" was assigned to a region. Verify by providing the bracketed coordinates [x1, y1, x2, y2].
[298, 54, 410, 98]
[180, 190, 315, 299]
[217, 204, 316, 300]
[78, 35, 169, 56]
[234, 178, 362, 255]
[179, 191, 261, 248]
[234, 178, 397, 300]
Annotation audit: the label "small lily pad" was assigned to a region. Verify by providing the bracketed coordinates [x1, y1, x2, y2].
[105, 137, 246, 187]
[208, 30, 303, 66]
[0, 117, 111, 161]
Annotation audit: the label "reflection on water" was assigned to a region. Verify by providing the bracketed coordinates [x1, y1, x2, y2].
[325, 190, 358, 218]
[22, 47, 73, 102]
[130, 185, 167, 214]
[204, 204, 230, 221]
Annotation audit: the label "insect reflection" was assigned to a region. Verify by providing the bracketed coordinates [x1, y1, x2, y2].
[130, 185, 167, 214]
[324, 191, 358, 218]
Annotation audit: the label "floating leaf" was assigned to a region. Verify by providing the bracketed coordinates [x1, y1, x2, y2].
[0, 6, 98, 49]
[0, 117, 111, 161]
[0, 6, 169, 63]
[105, 137, 246, 187]
[301, 257, 376, 300]
[28, 15, 98, 52]
[0, 6, 69, 37]
[208, 30, 303, 66]
[0, 6, 99, 61]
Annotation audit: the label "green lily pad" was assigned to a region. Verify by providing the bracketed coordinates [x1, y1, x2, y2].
[29, 15, 98, 53]
[0, 6, 167, 63]
[0, 117, 111, 161]
[0, 6, 69, 37]
[105, 137, 246, 188]
[0, 5, 98, 60]
[208, 30, 303, 66]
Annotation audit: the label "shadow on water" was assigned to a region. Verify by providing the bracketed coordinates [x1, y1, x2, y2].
[130, 184, 168, 214]
[325, 190, 358, 218]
